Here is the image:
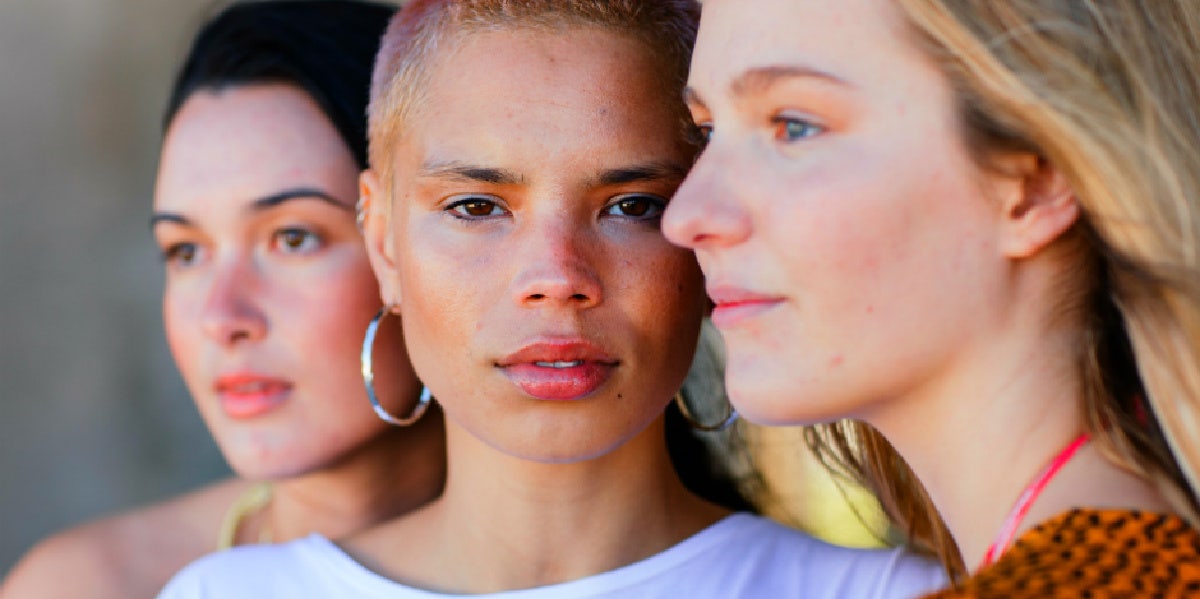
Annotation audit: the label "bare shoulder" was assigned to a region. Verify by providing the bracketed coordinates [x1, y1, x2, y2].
[1, 478, 249, 599]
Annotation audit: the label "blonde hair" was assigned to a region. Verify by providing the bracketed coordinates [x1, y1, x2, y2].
[366, 0, 699, 193]
[809, 0, 1200, 580]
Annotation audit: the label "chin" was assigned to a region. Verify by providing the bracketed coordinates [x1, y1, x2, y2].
[217, 440, 326, 481]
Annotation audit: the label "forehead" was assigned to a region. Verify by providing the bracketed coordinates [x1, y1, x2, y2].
[392, 27, 686, 175]
[690, 0, 913, 94]
[155, 84, 355, 209]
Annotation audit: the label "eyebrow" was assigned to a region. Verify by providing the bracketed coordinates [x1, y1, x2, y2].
[251, 187, 352, 212]
[685, 64, 852, 106]
[593, 162, 689, 187]
[419, 161, 526, 185]
[149, 212, 190, 228]
[149, 187, 351, 230]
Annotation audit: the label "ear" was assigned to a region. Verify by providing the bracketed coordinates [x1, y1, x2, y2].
[360, 168, 402, 305]
[996, 155, 1080, 259]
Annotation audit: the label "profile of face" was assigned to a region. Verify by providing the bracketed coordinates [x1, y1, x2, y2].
[664, 0, 1028, 426]
[154, 84, 420, 479]
[364, 28, 705, 463]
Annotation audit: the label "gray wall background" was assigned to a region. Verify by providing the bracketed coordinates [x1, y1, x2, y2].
[0, 0, 400, 576]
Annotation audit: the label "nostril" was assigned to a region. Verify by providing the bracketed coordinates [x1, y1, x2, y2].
[570, 293, 588, 301]
[530, 293, 546, 300]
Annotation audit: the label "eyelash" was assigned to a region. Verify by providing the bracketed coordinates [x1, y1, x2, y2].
[445, 195, 509, 220]
[687, 113, 824, 149]
[771, 114, 823, 142]
[161, 242, 200, 267]
[270, 227, 323, 253]
[603, 194, 668, 221]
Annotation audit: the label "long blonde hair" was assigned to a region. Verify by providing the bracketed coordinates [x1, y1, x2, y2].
[809, 0, 1200, 579]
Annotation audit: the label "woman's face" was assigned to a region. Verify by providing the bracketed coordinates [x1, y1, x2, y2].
[663, 0, 1019, 426]
[364, 29, 705, 463]
[154, 84, 419, 479]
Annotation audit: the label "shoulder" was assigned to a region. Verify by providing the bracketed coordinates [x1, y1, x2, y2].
[729, 514, 947, 597]
[158, 535, 385, 599]
[934, 509, 1200, 598]
[1, 478, 248, 599]
[606, 514, 946, 599]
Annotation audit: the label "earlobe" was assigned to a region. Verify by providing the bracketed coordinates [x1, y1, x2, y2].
[999, 157, 1080, 259]
[360, 169, 403, 304]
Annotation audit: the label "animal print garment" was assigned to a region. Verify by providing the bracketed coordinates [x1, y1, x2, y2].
[923, 509, 1200, 598]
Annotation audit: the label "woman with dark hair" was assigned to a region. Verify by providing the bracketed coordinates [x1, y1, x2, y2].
[1, 3, 446, 597]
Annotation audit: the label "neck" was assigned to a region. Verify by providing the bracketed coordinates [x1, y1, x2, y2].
[871, 323, 1171, 570]
[394, 414, 725, 593]
[870, 320, 1086, 569]
[256, 409, 446, 543]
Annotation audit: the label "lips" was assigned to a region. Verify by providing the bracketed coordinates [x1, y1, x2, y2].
[214, 373, 292, 419]
[496, 340, 618, 401]
[707, 285, 785, 328]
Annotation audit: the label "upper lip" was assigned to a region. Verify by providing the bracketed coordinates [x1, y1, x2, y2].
[213, 372, 291, 392]
[496, 339, 619, 367]
[706, 285, 784, 306]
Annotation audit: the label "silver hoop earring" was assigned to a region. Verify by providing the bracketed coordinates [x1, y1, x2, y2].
[674, 391, 737, 432]
[361, 306, 431, 426]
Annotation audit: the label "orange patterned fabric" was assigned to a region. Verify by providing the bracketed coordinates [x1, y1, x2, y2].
[922, 509, 1200, 598]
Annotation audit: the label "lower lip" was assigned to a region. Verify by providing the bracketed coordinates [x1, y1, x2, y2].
[711, 300, 784, 328]
[218, 386, 290, 419]
[500, 362, 615, 401]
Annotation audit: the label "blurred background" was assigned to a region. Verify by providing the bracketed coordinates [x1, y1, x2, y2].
[0, 0, 262, 574]
[0, 0, 885, 578]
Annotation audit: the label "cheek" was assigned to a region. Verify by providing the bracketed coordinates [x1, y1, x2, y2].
[292, 265, 383, 361]
[393, 237, 493, 390]
[162, 283, 202, 383]
[618, 246, 707, 372]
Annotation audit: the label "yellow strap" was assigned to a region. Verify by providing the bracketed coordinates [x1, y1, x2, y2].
[216, 482, 273, 550]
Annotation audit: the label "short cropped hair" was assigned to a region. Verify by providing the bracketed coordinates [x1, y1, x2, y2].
[164, 0, 397, 169]
[366, 0, 700, 182]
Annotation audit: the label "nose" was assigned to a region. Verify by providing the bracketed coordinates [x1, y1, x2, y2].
[200, 256, 267, 347]
[662, 149, 752, 250]
[510, 217, 602, 309]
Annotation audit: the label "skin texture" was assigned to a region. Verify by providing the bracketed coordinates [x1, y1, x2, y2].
[1, 84, 445, 599]
[352, 28, 724, 593]
[663, 0, 1167, 570]
[154, 85, 416, 481]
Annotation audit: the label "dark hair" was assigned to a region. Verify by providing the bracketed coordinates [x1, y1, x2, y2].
[164, 0, 396, 169]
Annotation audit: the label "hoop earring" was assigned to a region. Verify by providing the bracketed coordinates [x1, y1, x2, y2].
[674, 391, 737, 432]
[361, 306, 431, 426]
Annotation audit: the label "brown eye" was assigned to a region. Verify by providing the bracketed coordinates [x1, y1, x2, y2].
[604, 194, 666, 220]
[271, 227, 321, 253]
[162, 242, 201, 266]
[446, 195, 508, 219]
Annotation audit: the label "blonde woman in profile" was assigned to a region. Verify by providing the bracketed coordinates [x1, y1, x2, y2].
[1, 3, 445, 598]
[665, 0, 1200, 595]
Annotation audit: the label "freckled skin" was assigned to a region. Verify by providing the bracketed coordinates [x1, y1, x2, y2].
[371, 29, 705, 463]
[663, 0, 1014, 426]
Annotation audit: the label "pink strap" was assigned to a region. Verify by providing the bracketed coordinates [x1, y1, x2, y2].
[978, 432, 1090, 568]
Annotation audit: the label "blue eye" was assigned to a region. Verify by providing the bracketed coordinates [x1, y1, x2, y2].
[272, 227, 322, 253]
[445, 195, 508, 219]
[604, 194, 667, 220]
[691, 123, 714, 147]
[772, 116, 823, 142]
